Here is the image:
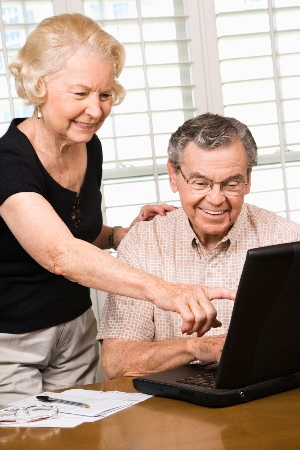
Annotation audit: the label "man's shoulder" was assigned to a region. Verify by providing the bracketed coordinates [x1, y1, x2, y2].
[118, 207, 188, 257]
[244, 203, 300, 235]
[245, 203, 297, 223]
[132, 207, 186, 234]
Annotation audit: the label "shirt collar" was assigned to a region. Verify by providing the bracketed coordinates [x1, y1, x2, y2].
[225, 203, 247, 246]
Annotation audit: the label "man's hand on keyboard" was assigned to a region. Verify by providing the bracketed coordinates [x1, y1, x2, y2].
[186, 334, 227, 364]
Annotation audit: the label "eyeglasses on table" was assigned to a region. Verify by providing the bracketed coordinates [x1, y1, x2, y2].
[0, 405, 58, 424]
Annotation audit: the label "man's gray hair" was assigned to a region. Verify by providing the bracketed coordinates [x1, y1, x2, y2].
[168, 113, 257, 172]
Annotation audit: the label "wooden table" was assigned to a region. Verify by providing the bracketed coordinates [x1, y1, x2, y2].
[1, 377, 300, 450]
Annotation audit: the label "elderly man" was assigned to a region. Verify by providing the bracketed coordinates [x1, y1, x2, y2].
[98, 113, 300, 379]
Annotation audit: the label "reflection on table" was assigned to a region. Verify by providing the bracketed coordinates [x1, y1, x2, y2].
[1, 376, 300, 450]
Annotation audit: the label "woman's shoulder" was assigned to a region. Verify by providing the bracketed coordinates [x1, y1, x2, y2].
[87, 133, 102, 152]
[0, 118, 31, 151]
[86, 133, 102, 165]
[0, 119, 45, 203]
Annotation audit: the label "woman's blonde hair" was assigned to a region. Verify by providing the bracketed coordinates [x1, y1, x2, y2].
[9, 13, 126, 106]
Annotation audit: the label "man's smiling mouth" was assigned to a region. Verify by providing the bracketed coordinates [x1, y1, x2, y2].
[201, 209, 227, 215]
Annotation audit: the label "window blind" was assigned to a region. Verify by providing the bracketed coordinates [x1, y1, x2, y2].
[214, 0, 300, 220]
[84, 0, 194, 225]
[1, 0, 299, 224]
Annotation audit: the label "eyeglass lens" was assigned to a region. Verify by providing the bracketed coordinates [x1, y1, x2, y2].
[0, 405, 58, 423]
[179, 168, 247, 196]
[190, 180, 246, 195]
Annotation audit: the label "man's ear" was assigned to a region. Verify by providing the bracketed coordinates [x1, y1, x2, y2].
[167, 161, 178, 193]
[245, 171, 251, 195]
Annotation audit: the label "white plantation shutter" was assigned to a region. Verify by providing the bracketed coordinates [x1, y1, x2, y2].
[83, 0, 196, 226]
[1, 0, 300, 223]
[0, 0, 55, 136]
[213, 0, 300, 220]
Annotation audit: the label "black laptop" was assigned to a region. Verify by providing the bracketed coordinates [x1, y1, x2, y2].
[133, 241, 300, 407]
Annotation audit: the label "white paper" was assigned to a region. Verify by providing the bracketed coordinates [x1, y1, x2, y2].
[1, 389, 152, 428]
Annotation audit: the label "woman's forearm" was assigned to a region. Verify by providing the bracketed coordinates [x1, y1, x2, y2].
[53, 235, 163, 301]
[1, 192, 235, 335]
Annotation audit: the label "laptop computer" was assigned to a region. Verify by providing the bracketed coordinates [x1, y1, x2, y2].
[133, 241, 300, 407]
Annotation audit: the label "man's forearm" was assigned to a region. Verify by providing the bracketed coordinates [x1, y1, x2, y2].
[101, 338, 198, 380]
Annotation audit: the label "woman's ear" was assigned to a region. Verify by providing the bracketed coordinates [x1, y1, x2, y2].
[167, 161, 178, 193]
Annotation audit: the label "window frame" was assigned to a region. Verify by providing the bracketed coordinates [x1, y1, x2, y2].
[1, 0, 300, 222]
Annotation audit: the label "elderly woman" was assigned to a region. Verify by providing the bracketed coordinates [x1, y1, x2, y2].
[0, 13, 234, 406]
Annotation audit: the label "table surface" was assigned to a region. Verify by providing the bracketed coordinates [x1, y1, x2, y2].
[1, 377, 300, 450]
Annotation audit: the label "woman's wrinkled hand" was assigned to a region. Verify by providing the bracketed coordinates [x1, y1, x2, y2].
[154, 282, 236, 336]
[130, 203, 177, 227]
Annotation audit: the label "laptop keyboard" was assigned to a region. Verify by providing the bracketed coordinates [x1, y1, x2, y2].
[176, 371, 216, 389]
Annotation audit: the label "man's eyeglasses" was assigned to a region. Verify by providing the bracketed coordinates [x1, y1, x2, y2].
[178, 167, 248, 197]
[0, 405, 58, 423]
[71, 193, 84, 227]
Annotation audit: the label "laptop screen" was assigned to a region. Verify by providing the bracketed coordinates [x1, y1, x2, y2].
[216, 241, 300, 389]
